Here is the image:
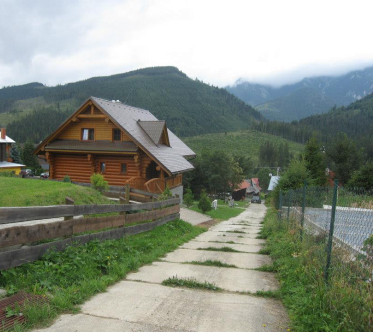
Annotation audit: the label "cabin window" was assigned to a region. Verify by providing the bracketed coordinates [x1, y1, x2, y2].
[120, 163, 127, 175]
[113, 129, 121, 141]
[100, 162, 106, 174]
[82, 128, 94, 141]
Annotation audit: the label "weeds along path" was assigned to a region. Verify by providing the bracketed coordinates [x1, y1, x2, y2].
[41, 204, 289, 332]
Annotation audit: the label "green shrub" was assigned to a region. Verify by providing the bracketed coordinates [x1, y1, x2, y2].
[0, 171, 15, 177]
[159, 187, 173, 201]
[198, 189, 212, 213]
[90, 173, 108, 193]
[62, 175, 71, 183]
[184, 188, 194, 207]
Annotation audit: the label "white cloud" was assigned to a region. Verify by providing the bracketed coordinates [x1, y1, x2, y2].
[0, 0, 372, 88]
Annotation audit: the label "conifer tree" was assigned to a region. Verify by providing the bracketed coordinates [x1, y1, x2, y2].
[9, 143, 23, 164]
[304, 136, 327, 186]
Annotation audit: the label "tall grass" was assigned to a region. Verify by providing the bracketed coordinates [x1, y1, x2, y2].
[261, 208, 373, 332]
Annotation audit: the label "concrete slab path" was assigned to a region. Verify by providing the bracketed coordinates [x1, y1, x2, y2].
[41, 203, 289, 332]
[179, 207, 213, 225]
[180, 240, 264, 253]
[162, 248, 272, 269]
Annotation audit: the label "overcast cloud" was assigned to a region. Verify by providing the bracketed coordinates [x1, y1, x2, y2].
[0, 0, 372, 88]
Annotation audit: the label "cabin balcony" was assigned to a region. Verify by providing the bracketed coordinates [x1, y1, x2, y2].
[125, 174, 183, 194]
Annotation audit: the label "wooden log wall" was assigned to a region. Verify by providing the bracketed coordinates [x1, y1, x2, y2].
[95, 156, 138, 186]
[53, 154, 92, 183]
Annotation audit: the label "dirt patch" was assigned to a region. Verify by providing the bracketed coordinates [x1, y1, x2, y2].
[196, 219, 219, 229]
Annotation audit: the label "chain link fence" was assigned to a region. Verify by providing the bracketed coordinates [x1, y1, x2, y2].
[278, 181, 373, 283]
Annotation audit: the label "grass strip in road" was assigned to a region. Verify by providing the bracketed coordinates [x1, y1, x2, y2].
[197, 247, 243, 253]
[208, 241, 237, 244]
[224, 230, 247, 234]
[254, 264, 276, 272]
[162, 276, 222, 291]
[184, 260, 238, 268]
[0, 219, 205, 332]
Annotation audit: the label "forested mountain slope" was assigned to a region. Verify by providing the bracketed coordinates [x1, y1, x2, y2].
[0, 67, 263, 142]
[299, 93, 373, 156]
[255, 87, 335, 122]
[252, 93, 373, 158]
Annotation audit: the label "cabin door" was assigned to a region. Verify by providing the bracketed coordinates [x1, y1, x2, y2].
[146, 161, 160, 180]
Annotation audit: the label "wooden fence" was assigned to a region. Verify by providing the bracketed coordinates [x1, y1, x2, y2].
[0, 196, 180, 271]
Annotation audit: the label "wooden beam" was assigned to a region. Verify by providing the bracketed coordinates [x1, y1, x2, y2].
[0, 198, 180, 224]
[77, 114, 107, 119]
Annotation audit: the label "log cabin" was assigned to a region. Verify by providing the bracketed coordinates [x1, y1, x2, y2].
[0, 128, 25, 175]
[34, 97, 195, 195]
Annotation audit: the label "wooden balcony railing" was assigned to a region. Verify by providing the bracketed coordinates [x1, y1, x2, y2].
[145, 178, 165, 194]
[166, 174, 182, 189]
[126, 174, 182, 194]
[125, 176, 146, 191]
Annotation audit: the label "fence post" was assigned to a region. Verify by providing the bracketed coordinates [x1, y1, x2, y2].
[300, 180, 307, 240]
[124, 184, 130, 204]
[325, 179, 338, 283]
[279, 191, 283, 220]
[64, 197, 74, 221]
[287, 190, 292, 224]
[119, 196, 126, 216]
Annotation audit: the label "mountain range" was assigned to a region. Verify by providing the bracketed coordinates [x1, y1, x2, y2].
[226, 67, 373, 122]
[0, 67, 262, 142]
[0, 65, 372, 159]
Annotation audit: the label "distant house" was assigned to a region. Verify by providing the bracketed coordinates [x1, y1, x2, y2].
[0, 128, 25, 175]
[246, 178, 261, 198]
[232, 179, 251, 201]
[34, 97, 195, 194]
[268, 176, 280, 191]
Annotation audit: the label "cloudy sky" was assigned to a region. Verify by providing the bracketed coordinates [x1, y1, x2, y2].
[0, 0, 372, 88]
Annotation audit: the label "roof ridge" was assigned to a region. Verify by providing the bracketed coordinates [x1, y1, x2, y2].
[91, 96, 152, 114]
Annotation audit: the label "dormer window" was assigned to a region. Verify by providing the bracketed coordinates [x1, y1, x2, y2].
[82, 128, 94, 141]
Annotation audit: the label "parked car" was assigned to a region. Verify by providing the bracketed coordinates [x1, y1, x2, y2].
[20, 169, 34, 178]
[40, 172, 49, 179]
[251, 195, 261, 204]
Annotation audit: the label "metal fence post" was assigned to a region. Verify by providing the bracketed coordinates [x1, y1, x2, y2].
[325, 179, 338, 283]
[287, 190, 292, 224]
[278, 191, 283, 221]
[300, 180, 307, 240]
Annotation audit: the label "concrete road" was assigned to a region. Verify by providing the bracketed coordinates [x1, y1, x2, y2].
[40, 203, 289, 332]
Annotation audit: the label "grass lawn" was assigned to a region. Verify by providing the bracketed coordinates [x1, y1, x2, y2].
[260, 206, 373, 332]
[0, 177, 112, 207]
[187, 199, 248, 221]
[0, 219, 205, 331]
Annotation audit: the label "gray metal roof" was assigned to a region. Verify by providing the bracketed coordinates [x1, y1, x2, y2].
[45, 140, 138, 152]
[268, 176, 280, 191]
[0, 161, 25, 168]
[91, 97, 195, 174]
[0, 135, 15, 144]
[138, 120, 165, 145]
